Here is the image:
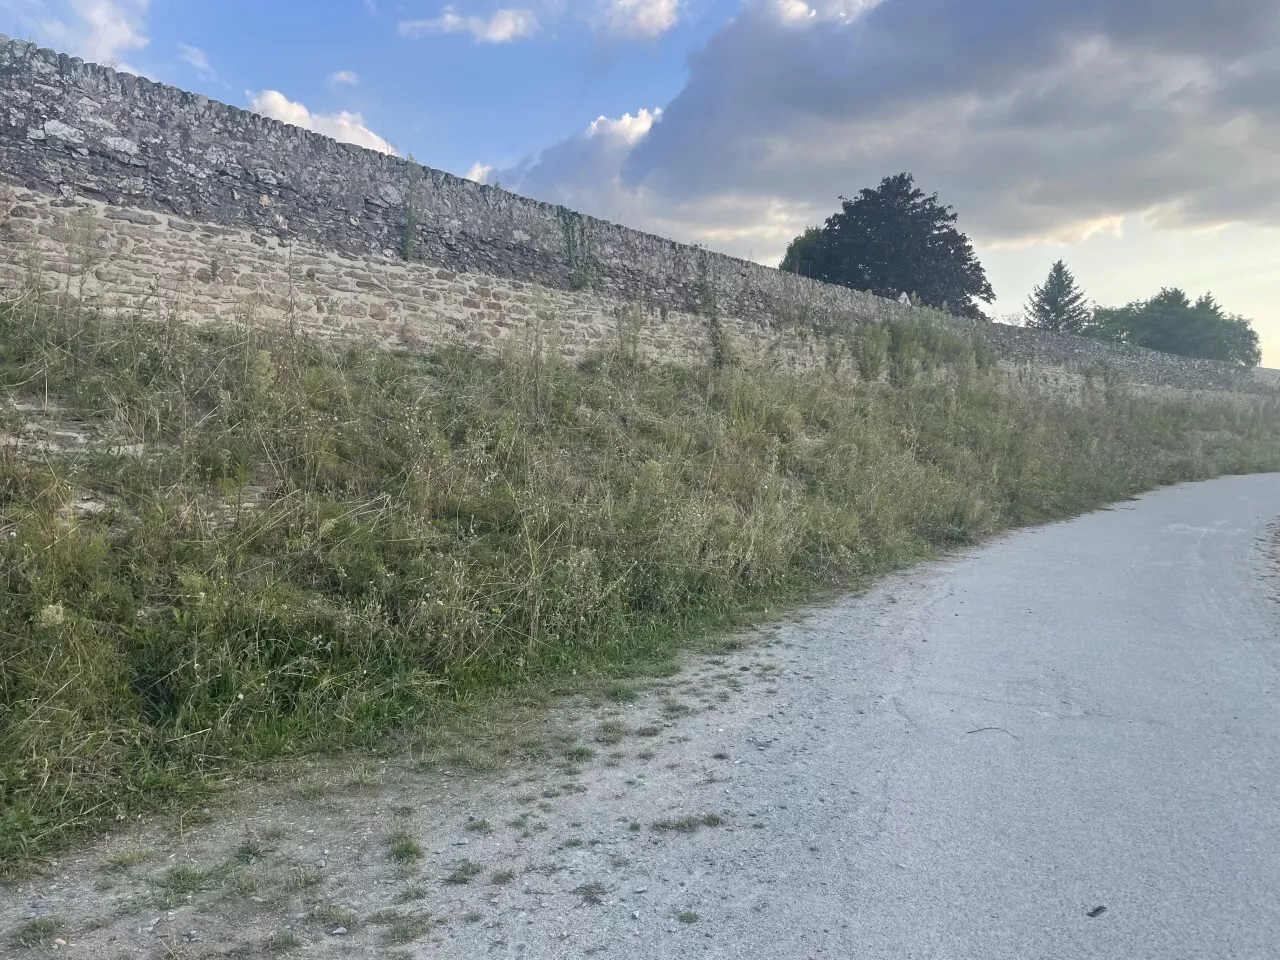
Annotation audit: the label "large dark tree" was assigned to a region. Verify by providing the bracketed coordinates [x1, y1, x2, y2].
[1025, 260, 1090, 333]
[1088, 288, 1261, 367]
[779, 227, 823, 277]
[781, 173, 994, 319]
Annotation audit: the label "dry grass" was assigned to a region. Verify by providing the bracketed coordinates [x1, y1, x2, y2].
[3, 298, 1280, 874]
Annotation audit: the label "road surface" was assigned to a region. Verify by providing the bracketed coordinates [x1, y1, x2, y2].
[661, 471, 1280, 960]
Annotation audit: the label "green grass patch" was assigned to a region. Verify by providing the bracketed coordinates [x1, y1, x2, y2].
[652, 813, 725, 833]
[11, 916, 66, 948]
[596, 719, 628, 745]
[2, 301, 1279, 872]
[387, 830, 423, 864]
[443, 859, 484, 885]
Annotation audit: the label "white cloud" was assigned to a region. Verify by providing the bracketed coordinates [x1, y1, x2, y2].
[327, 69, 360, 87]
[585, 107, 661, 145]
[247, 89, 398, 156]
[595, 0, 679, 39]
[494, 108, 685, 238]
[178, 42, 216, 79]
[398, 7, 539, 44]
[465, 162, 494, 183]
[13, 0, 152, 73]
[771, 0, 815, 24]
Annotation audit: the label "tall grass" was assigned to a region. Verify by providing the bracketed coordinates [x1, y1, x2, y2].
[2, 301, 1279, 870]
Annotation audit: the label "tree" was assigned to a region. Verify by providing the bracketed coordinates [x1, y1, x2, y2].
[780, 173, 994, 319]
[1087, 288, 1261, 367]
[779, 227, 823, 276]
[1025, 260, 1090, 333]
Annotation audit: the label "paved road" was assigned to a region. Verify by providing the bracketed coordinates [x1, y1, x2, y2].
[705, 472, 1280, 960]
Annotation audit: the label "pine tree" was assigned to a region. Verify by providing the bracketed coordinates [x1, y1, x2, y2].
[1025, 260, 1090, 333]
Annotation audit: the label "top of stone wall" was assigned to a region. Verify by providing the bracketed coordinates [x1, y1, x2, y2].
[0, 31, 892, 324]
[1, 32, 1275, 394]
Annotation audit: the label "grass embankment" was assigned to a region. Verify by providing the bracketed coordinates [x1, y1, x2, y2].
[3, 302, 1279, 871]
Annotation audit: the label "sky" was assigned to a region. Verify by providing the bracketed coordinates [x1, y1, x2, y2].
[2, 0, 1277, 366]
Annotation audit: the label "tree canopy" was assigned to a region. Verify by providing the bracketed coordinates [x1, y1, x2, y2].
[1087, 288, 1261, 367]
[780, 173, 994, 319]
[1025, 260, 1090, 333]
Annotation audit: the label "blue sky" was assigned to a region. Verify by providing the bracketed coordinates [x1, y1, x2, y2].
[3, 0, 1278, 365]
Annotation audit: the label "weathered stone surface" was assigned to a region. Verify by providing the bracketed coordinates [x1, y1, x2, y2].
[0, 32, 1276, 396]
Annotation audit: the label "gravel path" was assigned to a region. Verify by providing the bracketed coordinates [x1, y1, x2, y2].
[5, 473, 1279, 959]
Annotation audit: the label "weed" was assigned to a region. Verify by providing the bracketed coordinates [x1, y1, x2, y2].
[444, 860, 484, 885]
[402, 156, 422, 262]
[235, 835, 272, 864]
[266, 931, 301, 952]
[635, 726, 662, 738]
[652, 813, 726, 833]
[597, 719, 628, 745]
[384, 914, 434, 943]
[604, 682, 640, 703]
[101, 850, 147, 872]
[564, 745, 596, 762]
[465, 818, 493, 834]
[491, 869, 516, 885]
[155, 864, 224, 905]
[388, 830, 423, 864]
[284, 868, 322, 892]
[573, 881, 609, 905]
[11, 916, 66, 948]
[677, 910, 700, 924]
[396, 885, 428, 903]
[312, 905, 358, 928]
[240, 876, 273, 903]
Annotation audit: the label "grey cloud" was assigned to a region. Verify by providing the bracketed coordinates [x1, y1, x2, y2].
[501, 0, 1280, 259]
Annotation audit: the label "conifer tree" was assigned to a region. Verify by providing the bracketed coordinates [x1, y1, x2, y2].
[1025, 260, 1090, 333]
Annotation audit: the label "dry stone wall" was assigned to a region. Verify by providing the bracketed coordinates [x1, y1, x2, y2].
[0, 186, 834, 371]
[1, 33, 1276, 396]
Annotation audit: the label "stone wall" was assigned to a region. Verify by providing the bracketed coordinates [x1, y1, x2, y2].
[0, 186, 839, 372]
[1, 32, 1276, 396]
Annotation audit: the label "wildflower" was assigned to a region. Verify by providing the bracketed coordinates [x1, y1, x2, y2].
[38, 603, 68, 628]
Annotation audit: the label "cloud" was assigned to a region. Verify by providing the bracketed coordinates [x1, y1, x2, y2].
[178, 42, 216, 79]
[247, 89, 398, 156]
[465, 162, 494, 183]
[586, 107, 661, 145]
[7, 0, 151, 73]
[492, 108, 801, 253]
[594, 0, 680, 39]
[398, 7, 539, 44]
[495, 0, 1280, 267]
[327, 69, 360, 87]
